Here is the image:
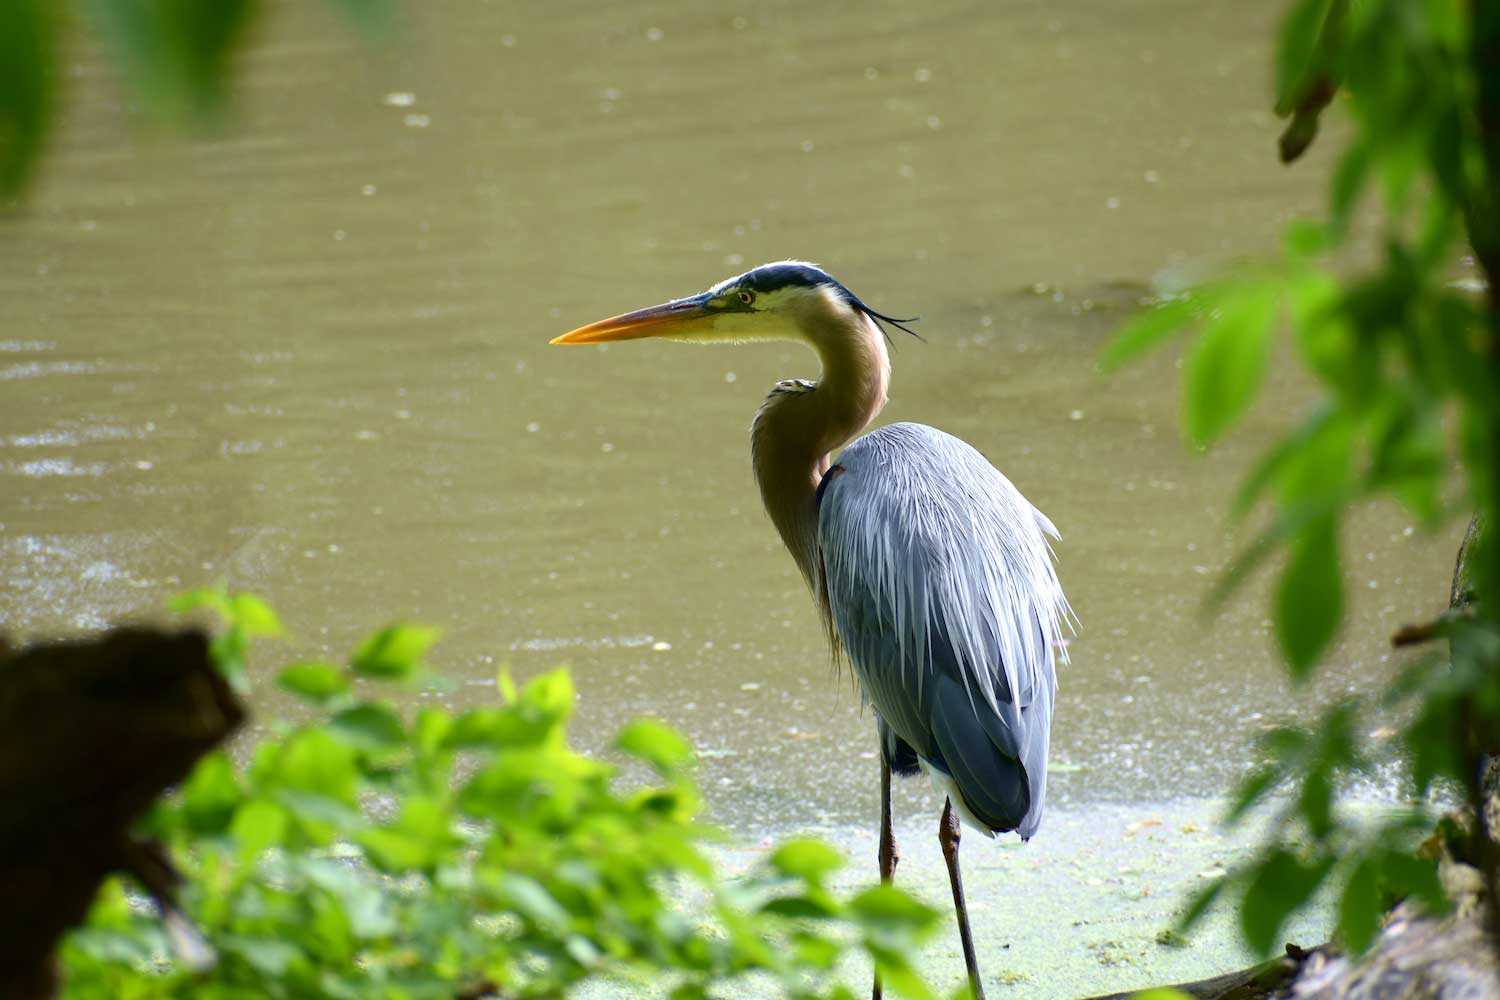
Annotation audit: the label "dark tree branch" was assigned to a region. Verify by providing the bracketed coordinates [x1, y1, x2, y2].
[0, 629, 243, 1000]
[1081, 944, 1326, 1000]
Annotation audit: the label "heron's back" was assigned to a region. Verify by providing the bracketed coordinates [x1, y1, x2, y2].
[816, 422, 1069, 838]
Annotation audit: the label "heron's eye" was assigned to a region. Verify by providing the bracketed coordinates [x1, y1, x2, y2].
[737, 289, 755, 306]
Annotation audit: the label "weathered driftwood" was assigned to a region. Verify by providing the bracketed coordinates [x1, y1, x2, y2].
[1289, 896, 1500, 1000]
[0, 628, 242, 1000]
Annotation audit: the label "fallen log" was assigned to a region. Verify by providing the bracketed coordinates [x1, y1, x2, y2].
[1082, 944, 1330, 1000]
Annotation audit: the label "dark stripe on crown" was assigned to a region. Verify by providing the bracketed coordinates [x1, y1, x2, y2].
[737, 262, 922, 343]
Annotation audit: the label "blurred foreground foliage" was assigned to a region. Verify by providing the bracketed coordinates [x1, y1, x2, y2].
[1104, 0, 1500, 962]
[60, 590, 943, 999]
[0, 0, 396, 199]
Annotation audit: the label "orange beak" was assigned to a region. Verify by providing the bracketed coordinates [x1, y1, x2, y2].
[550, 292, 716, 345]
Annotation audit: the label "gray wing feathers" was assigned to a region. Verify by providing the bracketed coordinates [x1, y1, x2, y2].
[930, 674, 1030, 832]
[818, 422, 1071, 836]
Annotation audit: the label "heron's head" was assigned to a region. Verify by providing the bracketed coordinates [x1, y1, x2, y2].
[550, 261, 918, 348]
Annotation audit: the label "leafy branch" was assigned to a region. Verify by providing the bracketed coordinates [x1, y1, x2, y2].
[0, 0, 396, 200]
[1103, 0, 1500, 961]
[62, 589, 944, 999]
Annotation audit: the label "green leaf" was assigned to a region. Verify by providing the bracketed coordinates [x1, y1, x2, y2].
[1377, 850, 1447, 914]
[330, 703, 407, 750]
[230, 798, 289, 861]
[305, 891, 355, 963]
[363, 794, 461, 872]
[1203, 526, 1280, 611]
[1274, 514, 1343, 679]
[1406, 689, 1466, 793]
[299, 858, 396, 939]
[769, 838, 845, 884]
[760, 894, 839, 919]
[1274, 0, 1334, 113]
[278, 662, 349, 704]
[1179, 877, 1228, 931]
[1240, 849, 1333, 955]
[350, 624, 440, 680]
[274, 729, 359, 804]
[1283, 220, 1330, 259]
[865, 941, 934, 1000]
[0, 0, 55, 198]
[616, 718, 695, 775]
[1328, 141, 1370, 233]
[169, 586, 233, 619]
[1233, 407, 1336, 519]
[1367, 395, 1445, 524]
[81, 0, 259, 120]
[210, 631, 252, 695]
[848, 884, 940, 933]
[494, 873, 572, 932]
[1183, 284, 1279, 448]
[1299, 765, 1334, 838]
[443, 707, 511, 748]
[444, 705, 555, 749]
[1272, 0, 1332, 110]
[1338, 857, 1381, 953]
[222, 935, 302, 977]
[791, 931, 842, 969]
[1224, 765, 1281, 826]
[1097, 295, 1200, 372]
[358, 828, 429, 873]
[412, 707, 453, 756]
[230, 593, 283, 636]
[520, 667, 576, 721]
[181, 751, 242, 834]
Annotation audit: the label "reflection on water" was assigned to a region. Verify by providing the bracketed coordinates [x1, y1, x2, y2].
[0, 1, 1457, 833]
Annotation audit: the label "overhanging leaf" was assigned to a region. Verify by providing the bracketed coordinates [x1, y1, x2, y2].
[169, 586, 233, 619]
[1274, 0, 1336, 114]
[331, 703, 407, 750]
[230, 798, 289, 862]
[181, 752, 242, 834]
[278, 662, 349, 704]
[230, 593, 283, 636]
[1097, 295, 1202, 373]
[351, 624, 440, 680]
[616, 718, 695, 776]
[82, 0, 258, 120]
[1179, 876, 1229, 931]
[1183, 284, 1280, 448]
[1240, 848, 1333, 955]
[1337, 856, 1381, 953]
[769, 838, 845, 884]
[848, 885, 940, 934]
[0, 0, 55, 198]
[1274, 514, 1343, 679]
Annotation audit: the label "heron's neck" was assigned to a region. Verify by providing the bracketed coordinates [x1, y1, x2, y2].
[751, 308, 891, 593]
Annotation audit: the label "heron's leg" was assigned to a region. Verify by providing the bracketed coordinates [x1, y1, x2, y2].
[873, 758, 898, 1000]
[939, 798, 987, 1000]
[879, 757, 900, 883]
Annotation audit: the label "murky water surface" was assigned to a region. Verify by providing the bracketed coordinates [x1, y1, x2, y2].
[1, 1, 1458, 836]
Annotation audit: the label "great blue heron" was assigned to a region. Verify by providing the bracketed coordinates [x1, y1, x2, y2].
[552, 261, 1071, 1000]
